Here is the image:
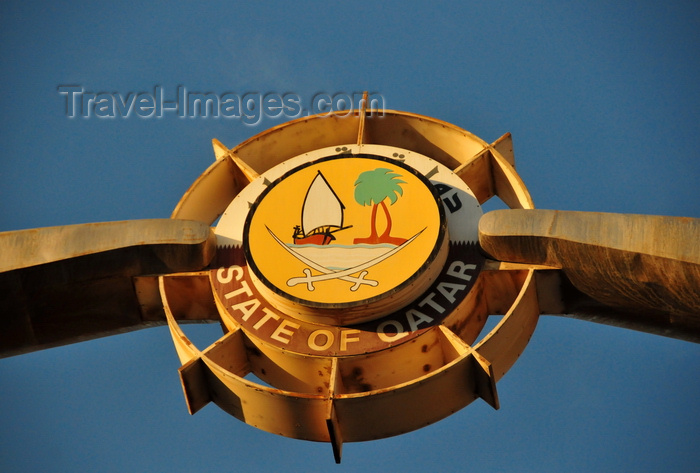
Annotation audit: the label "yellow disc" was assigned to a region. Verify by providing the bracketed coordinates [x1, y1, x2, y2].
[243, 155, 447, 324]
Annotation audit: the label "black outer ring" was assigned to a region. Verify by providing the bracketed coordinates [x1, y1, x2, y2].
[242, 153, 447, 311]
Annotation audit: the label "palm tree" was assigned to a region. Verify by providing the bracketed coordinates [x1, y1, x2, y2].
[353, 168, 407, 245]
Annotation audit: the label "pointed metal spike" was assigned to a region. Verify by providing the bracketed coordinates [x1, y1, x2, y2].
[470, 351, 500, 410]
[178, 357, 211, 415]
[357, 91, 368, 146]
[212, 138, 230, 161]
[491, 132, 514, 167]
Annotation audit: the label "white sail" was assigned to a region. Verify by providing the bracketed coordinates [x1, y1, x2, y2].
[301, 172, 344, 235]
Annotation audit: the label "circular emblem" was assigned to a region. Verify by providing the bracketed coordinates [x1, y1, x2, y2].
[212, 144, 485, 354]
[243, 155, 448, 323]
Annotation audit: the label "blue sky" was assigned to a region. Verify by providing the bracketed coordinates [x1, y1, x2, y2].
[1, 1, 698, 472]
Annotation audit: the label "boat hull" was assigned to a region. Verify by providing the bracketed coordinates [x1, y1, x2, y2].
[294, 234, 332, 245]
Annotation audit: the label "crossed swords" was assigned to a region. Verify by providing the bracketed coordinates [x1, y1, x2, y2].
[266, 227, 422, 291]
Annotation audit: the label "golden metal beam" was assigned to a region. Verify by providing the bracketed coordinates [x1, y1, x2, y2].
[479, 209, 700, 341]
[0, 219, 217, 357]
